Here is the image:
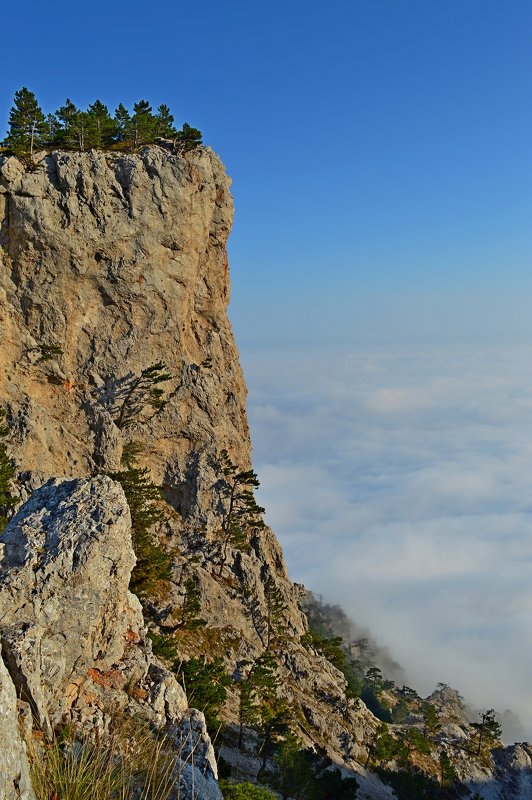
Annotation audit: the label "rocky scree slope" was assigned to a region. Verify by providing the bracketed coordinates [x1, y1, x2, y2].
[0, 146, 530, 800]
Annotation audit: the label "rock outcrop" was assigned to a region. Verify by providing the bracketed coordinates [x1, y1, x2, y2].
[0, 145, 247, 485]
[0, 655, 35, 800]
[0, 476, 221, 800]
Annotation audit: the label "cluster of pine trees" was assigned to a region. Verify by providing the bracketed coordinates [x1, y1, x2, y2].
[1, 87, 202, 159]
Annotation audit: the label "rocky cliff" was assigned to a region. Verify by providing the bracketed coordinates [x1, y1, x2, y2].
[0, 145, 530, 800]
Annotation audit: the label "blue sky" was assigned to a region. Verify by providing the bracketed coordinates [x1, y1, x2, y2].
[3, 0, 532, 737]
[2, 0, 531, 344]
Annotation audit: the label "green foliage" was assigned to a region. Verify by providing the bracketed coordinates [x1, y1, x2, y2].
[38, 343, 64, 362]
[238, 651, 283, 750]
[155, 104, 177, 138]
[470, 709, 502, 757]
[399, 685, 421, 703]
[114, 103, 131, 142]
[4, 87, 46, 158]
[176, 655, 231, 737]
[266, 733, 358, 799]
[179, 575, 207, 629]
[128, 100, 158, 148]
[438, 749, 458, 786]
[55, 99, 90, 150]
[110, 446, 171, 599]
[115, 362, 172, 430]
[366, 723, 401, 767]
[422, 702, 442, 738]
[397, 727, 432, 767]
[376, 768, 441, 800]
[147, 630, 179, 661]
[85, 100, 117, 149]
[264, 575, 288, 649]
[216, 450, 265, 575]
[0, 409, 17, 532]
[3, 89, 203, 155]
[174, 122, 202, 153]
[220, 781, 277, 800]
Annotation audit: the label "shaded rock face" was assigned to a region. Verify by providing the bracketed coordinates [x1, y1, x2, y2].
[0, 477, 221, 800]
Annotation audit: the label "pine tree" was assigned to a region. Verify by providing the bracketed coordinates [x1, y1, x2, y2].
[86, 100, 117, 149]
[264, 576, 288, 649]
[155, 104, 176, 138]
[470, 709, 502, 757]
[114, 103, 131, 143]
[110, 443, 171, 598]
[238, 651, 281, 751]
[173, 122, 202, 153]
[55, 99, 89, 151]
[128, 100, 157, 148]
[44, 113, 60, 146]
[4, 88, 47, 158]
[115, 362, 172, 430]
[179, 575, 206, 629]
[216, 449, 265, 575]
[422, 702, 441, 738]
[439, 749, 458, 786]
[0, 409, 17, 532]
[176, 656, 231, 737]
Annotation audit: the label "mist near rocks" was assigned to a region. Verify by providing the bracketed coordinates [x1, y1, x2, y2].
[240, 344, 532, 742]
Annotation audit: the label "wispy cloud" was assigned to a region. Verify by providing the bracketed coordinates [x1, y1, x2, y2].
[240, 344, 532, 740]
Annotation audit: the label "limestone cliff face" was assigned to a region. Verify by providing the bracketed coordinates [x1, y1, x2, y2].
[0, 145, 248, 489]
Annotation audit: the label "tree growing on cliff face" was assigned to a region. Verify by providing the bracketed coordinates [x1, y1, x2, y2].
[114, 362, 172, 430]
[215, 449, 265, 575]
[4, 88, 47, 158]
[470, 709, 502, 757]
[439, 749, 458, 786]
[264, 575, 288, 649]
[109, 442, 171, 598]
[178, 575, 207, 629]
[175, 655, 231, 737]
[0, 409, 16, 532]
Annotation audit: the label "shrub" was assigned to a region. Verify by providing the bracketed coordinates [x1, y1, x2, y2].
[220, 781, 277, 800]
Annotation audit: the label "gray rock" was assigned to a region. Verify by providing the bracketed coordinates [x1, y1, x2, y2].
[170, 709, 223, 800]
[0, 654, 35, 800]
[0, 476, 138, 733]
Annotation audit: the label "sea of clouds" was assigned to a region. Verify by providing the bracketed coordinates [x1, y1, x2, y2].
[240, 344, 532, 742]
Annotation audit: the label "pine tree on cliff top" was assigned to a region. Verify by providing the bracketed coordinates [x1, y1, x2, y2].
[4, 88, 47, 158]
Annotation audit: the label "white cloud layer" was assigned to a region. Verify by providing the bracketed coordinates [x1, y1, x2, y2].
[240, 344, 532, 741]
